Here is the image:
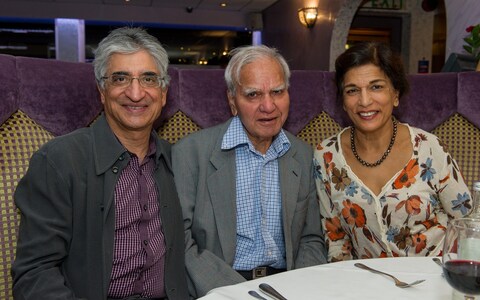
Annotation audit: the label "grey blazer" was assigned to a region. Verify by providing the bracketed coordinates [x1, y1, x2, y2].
[172, 118, 327, 298]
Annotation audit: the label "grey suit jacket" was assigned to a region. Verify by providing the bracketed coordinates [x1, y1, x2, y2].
[172, 118, 327, 298]
[12, 115, 188, 300]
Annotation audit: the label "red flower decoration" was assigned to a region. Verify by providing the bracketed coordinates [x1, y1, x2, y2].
[412, 233, 427, 253]
[395, 194, 423, 215]
[464, 24, 480, 61]
[341, 199, 366, 228]
[393, 159, 419, 189]
[325, 217, 346, 241]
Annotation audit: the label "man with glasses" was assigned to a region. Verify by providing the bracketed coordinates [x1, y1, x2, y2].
[12, 27, 188, 300]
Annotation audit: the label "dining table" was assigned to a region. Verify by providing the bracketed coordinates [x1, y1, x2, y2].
[198, 256, 452, 299]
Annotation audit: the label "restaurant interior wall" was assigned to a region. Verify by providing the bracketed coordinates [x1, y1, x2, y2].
[444, 0, 480, 62]
[262, 0, 435, 73]
[1, 0, 479, 72]
[262, 0, 345, 71]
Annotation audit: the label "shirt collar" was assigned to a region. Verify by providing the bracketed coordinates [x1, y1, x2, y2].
[92, 113, 167, 174]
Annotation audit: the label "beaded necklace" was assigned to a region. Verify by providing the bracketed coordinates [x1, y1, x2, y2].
[350, 117, 397, 168]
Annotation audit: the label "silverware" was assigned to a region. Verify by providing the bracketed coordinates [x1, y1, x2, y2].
[354, 263, 426, 288]
[248, 290, 268, 300]
[259, 283, 288, 300]
[432, 257, 442, 267]
[432, 257, 445, 277]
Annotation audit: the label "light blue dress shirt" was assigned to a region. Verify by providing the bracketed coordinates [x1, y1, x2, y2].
[221, 116, 291, 270]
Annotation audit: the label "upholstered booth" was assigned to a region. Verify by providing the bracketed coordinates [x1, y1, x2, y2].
[1, 53, 480, 298]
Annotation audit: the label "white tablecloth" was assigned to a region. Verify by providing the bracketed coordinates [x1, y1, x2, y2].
[198, 257, 451, 300]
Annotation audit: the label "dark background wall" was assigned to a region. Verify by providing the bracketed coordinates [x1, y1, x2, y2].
[263, 0, 345, 70]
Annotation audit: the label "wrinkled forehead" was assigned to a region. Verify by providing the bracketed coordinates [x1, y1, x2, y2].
[237, 58, 286, 90]
[106, 51, 160, 74]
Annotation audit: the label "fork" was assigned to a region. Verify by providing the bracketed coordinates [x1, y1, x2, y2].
[354, 263, 426, 288]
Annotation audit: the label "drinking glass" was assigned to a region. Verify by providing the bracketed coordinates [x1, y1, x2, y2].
[442, 218, 480, 300]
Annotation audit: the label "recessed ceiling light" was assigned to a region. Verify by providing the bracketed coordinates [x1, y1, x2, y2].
[220, 3, 227, 7]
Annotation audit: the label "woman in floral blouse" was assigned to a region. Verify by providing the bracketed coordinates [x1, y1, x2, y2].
[314, 42, 472, 262]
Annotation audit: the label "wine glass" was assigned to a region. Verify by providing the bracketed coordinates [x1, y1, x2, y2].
[442, 218, 480, 300]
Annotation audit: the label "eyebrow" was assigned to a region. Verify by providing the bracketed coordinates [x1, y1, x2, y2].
[271, 84, 286, 91]
[110, 71, 159, 76]
[241, 84, 286, 94]
[111, 71, 130, 76]
[344, 79, 387, 88]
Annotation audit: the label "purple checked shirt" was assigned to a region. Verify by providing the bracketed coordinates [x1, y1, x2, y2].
[108, 141, 166, 298]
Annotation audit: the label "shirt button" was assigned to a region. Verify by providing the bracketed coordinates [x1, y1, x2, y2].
[143, 205, 148, 211]
[112, 166, 119, 174]
[143, 240, 148, 246]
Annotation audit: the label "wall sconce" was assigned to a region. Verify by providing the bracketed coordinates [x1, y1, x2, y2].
[298, 7, 318, 28]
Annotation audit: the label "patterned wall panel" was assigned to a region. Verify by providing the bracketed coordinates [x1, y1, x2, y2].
[296, 112, 343, 148]
[432, 113, 480, 191]
[0, 111, 54, 299]
[157, 111, 201, 144]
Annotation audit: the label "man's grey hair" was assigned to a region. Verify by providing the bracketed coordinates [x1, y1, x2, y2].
[224, 45, 291, 96]
[93, 27, 170, 89]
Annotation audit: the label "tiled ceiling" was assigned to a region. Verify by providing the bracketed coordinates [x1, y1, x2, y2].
[0, 0, 279, 64]
[14, 0, 278, 13]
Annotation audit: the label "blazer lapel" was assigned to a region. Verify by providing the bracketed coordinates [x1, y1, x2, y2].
[279, 147, 301, 269]
[207, 141, 238, 264]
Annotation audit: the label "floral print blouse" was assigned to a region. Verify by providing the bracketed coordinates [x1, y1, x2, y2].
[314, 124, 471, 262]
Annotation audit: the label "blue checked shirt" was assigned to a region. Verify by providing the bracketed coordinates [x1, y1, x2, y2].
[221, 116, 291, 270]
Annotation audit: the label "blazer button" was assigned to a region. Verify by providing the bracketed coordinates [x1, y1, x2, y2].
[112, 166, 119, 174]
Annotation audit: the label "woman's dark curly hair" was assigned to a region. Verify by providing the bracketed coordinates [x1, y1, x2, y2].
[335, 42, 409, 100]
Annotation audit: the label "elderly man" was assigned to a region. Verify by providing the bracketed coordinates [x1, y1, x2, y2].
[11, 27, 188, 299]
[172, 45, 327, 298]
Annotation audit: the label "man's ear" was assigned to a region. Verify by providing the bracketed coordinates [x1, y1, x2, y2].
[227, 92, 237, 116]
[161, 87, 168, 108]
[97, 82, 106, 104]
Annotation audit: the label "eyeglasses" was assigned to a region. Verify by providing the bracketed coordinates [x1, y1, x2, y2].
[101, 74, 165, 88]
